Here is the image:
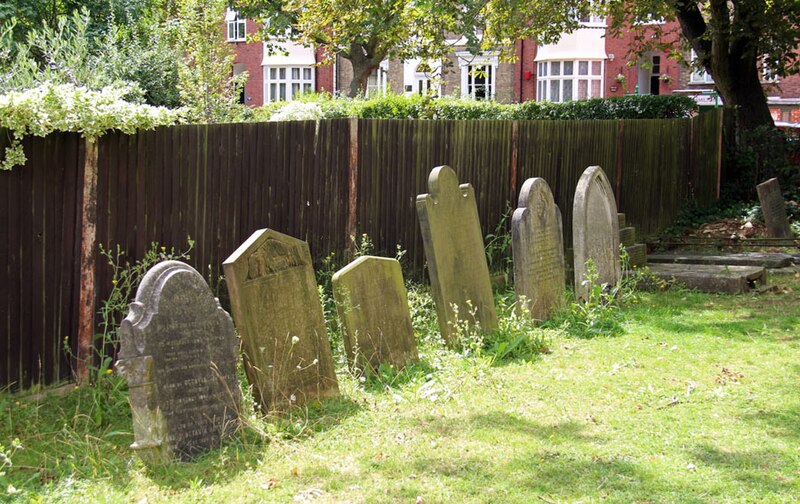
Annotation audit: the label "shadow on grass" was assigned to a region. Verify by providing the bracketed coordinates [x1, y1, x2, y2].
[361, 358, 436, 393]
[691, 444, 797, 494]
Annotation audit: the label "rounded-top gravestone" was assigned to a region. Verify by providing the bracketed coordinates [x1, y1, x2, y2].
[116, 261, 241, 463]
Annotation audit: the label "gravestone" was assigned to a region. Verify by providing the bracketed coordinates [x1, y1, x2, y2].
[332, 256, 418, 375]
[116, 261, 240, 463]
[416, 166, 498, 342]
[757, 178, 792, 238]
[223, 229, 338, 411]
[511, 177, 565, 320]
[572, 166, 621, 301]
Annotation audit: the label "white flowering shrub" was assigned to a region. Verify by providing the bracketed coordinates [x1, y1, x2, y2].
[269, 101, 324, 122]
[0, 83, 182, 170]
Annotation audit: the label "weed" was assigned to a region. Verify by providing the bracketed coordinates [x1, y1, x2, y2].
[484, 204, 513, 275]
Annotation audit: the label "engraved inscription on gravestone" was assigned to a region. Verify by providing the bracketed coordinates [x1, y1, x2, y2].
[223, 229, 338, 411]
[512, 178, 565, 320]
[116, 261, 241, 463]
[572, 166, 621, 301]
[332, 256, 418, 375]
[756, 178, 792, 239]
[416, 166, 498, 342]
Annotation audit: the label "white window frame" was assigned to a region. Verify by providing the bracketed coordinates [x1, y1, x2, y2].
[366, 61, 389, 97]
[457, 52, 498, 101]
[536, 60, 604, 103]
[264, 66, 315, 102]
[689, 50, 714, 84]
[226, 9, 246, 42]
[577, 1, 606, 27]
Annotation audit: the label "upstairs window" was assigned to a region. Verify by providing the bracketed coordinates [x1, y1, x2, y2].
[226, 9, 246, 42]
[689, 51, 713, 84]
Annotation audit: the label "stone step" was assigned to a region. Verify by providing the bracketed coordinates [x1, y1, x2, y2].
[647, 252, 794, 269]
[617, 213, 626, 229]
[619, 226, 636, 247]
[623, 243, 648, 268]
[644, 264, 767, 294]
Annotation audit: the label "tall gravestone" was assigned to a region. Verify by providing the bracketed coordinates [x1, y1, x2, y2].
[223, 229, 338, 411]
[757, 178, 792, 238]
[416, 165, 498, 342]
[116, 261, 241, 463]
[332, 256, 418, 375]
[512, 177, 565, 320]
[572, 166, 621, 301]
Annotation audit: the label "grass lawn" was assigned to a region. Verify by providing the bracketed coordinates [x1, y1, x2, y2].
[3, 271, 800, 503]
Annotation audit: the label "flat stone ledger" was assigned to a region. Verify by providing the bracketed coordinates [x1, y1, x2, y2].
[757, 178, 792, 238]
[512, 177, 565, 320]
[572, 166, 621, 301]
[416, 166, 498, 343]
[332, 256, 418, 375]
[116, 261, 241, 464]
[223, 229, 338, 411]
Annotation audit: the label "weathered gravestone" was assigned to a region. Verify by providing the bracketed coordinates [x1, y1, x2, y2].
[572, 166, 621, 301]
[116, 261, 241, 463]
[223, 229, 338, 411]
[512, 177, 565, 320]
[332, 256, 418, 375]
[757, 178, 793, 238]
[416, 165, 498, 342]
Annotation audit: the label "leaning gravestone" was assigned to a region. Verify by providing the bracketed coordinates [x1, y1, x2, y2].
[116, 261, 241, 463]
[572, 166, 621, 301]
[416, 165, 498, 342]
[332, 256, 418, 375]
[223, 229, 338, 411]
[512, 177, 565, 320]
[756, 178, 792, 238]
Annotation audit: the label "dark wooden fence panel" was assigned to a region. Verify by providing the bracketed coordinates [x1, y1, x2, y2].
[0, 133, 83, 389]
[2, 114, 722, 389]
[619, 119, 691, 237]
[517, 120, 619, 248]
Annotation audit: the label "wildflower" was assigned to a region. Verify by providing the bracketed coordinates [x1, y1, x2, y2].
[291, 336, 300, 345]
[312, 359, 319, 365]
[106, 368, 113, 375]
[111, 279, 118, 285]
[290, 394, 296, 402]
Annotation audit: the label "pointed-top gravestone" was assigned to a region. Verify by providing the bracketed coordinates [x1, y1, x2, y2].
[757, 178, 792, 238]
[332, 256, 418, 375]
[512, 178, 565, 320]
[116, 261, 241, 464]
[223, 229, 338, 411]
[572, 166, 621, 301]
[416, 165, 498, 342]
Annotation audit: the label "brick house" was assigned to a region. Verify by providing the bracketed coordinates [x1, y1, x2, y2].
[227, 10, 800, 122]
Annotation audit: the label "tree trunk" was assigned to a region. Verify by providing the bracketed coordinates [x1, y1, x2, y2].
[712, 53, 775, 138]
[343, 42, 383, 98]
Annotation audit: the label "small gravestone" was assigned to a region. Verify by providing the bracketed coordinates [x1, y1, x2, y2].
[116, 261, 241, 463]
[416, 166, 498, 342]
[332, 256, 418, 375]
[572, 166, 621, 301]
[512, 177, 565, 320]
[757, 178, 792, 238]
[223, 229, 338, 411]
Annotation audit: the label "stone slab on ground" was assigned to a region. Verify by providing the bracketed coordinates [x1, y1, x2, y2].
[647, 252, 793, 269]
[646, 263, 767, 294]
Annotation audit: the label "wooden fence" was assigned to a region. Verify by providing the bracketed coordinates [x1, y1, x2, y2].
[0, 111, 722, 389]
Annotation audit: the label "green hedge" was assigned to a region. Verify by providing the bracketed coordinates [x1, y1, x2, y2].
[252, 93, 699, 122]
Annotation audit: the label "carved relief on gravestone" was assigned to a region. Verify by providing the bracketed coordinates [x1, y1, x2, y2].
[116, 261, 241, 463]
[512, 178, 565, 320]
[332, 256, 418, 375]
[756, 178, 793, 239]
[572, 166, 621, 301]
[416, 165, 498, 343]
[223, 229, 338, 411]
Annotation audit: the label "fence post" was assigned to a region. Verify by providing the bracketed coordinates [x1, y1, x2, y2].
[615, 121, 624, 209]
[76, 137, 98, 384]
[510, 121, 519, 200]
[346, 118, 359, 259]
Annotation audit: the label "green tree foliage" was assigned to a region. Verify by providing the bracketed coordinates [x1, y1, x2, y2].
[232, 0, 589, 98]
[175, 0, 247, 122]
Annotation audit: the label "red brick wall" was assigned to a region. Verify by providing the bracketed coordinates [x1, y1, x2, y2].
[603, 21, 682, 98]
[231, 19, 264, 106]
[514, 39, 537, 102]
[315, 47, 334, 94]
